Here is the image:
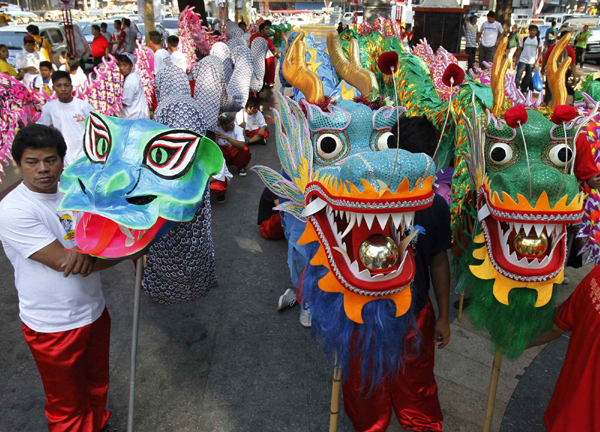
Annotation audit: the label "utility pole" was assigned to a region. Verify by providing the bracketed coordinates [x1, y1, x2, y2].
[143, 0, 156, 44]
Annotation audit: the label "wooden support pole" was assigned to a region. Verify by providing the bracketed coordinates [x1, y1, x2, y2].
[483, 350, 503, 432]
[458, 291, 465, 320]
[328, 365, 342, 432]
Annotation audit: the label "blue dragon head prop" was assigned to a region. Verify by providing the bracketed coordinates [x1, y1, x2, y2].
[58, 112, 223, 258]
[255, 34, 436, 383]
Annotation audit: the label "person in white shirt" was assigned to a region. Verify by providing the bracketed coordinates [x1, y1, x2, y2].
[68, 58, 87, 89]
[15, 35, 46, 87]
[0, 124, 123, 432]
[117, 53, 149, 120]
[37, 71, 95, 167]
[235, 97, 269, 145]
[167, 34, 188, 73]
[32, 60, 53, 94]
[239, 21, 251, 46]
[215, 112, 252, 177]
[514, 25, 543, 92]
[148, 30, 170, 74]
[476, 11, 504, 64]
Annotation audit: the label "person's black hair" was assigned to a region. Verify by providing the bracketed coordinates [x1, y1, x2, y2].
[487, 11, 496, 18]
[469, 15, 477, 22]
[11, 124, 67, 165]
[238, 20, 247, 28]
[26, 24, 39, 35]
[528, 24, 538, 32]
[0, 44, 6, 50]
[264, 20, 272, 26]
[51, 70, 72, 84]
[59, 50, 68, 57]
[148, 30, 162, 45]
[91, 24, 101, 32]
[117, 54, 133, 65]
[392, 116, 438, 157]
[114, 19, 121, 26]
[246, 96, 260, 109]
[551, 20, 556, 26]
[259, 22, 269, 32]
[67, 58, 79, 71]
[167, 34, 179, 47]
[123, 18, 131, 27]
[39, 60, 52, 69]
[100, 22, 107, 29]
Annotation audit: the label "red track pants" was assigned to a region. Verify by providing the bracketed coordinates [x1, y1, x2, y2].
[220, 145, 251, 170]
[210, 179, 228, 197]
[259, 212, 285, 239]
[22, 308, 111, 432]
[265, 56, 276, 86]
[342, 300, 443, 432]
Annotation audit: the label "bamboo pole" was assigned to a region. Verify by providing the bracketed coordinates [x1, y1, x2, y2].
[127, 257, 144, 432]
[328, 364, 342, 432]
[458, 292, 465, 320]
[483, 350, 503, 432]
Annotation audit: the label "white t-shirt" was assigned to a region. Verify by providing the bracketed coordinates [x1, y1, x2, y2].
[70, 67, 87, 89]
[15, 49, 46, 87]
[518, 35, 543, 65]
[170, 50, 188, 73]
[154, 48, 170, 74]
[215, 123, 245, 147]
[37, 98, 94, 167]
[122, 71, 149, 120]
[33, 75, 53, 92]
[124, 26, 137, 53]
[480, 20, 504, 47]
[236, 109, 267, 132]
[0, 183, 104, 333]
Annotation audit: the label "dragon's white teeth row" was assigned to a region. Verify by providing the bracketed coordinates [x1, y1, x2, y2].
[497, 221, 566, 269]
[327, 205, 415, 236]
[333, 248, 410, 282]
[504, 221, 563, 238]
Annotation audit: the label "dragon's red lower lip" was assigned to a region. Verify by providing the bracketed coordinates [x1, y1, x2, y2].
[73, 213, 167, 259]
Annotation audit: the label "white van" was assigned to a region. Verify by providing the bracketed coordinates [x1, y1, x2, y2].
[560, 17, 600, 33]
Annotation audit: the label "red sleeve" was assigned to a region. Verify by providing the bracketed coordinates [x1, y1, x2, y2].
[568, 46, 576, 62]
[249, 33, 258, 44]
[574, 134, 599, 182]
[267, 38, 275, 51]
[119, 30, 126, 41]
[555, 267, 600, 331]
[543, 45, 553, 60]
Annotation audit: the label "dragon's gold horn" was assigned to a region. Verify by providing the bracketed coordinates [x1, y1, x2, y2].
[547, 32, 572, 109]
[491, 35, 511, 116]
[327, 31, 379, 98]
[282, 32, 324, 104]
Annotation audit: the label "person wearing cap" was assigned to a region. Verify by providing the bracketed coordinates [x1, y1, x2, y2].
[15, 35, 46, 87]
[476, 11, 504, 64]
[464, 15, 478, 70]
[117, 53, 149, 120]
[215, 112, 251, 177]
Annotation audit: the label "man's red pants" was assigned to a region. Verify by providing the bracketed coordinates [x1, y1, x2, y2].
[210, 179, 228, 197]
[342, 300, 443, 432]
[22, 308, 111, 432]
[260, 212, 285, 239]
[265, 56, 276, 86]
[220, 145, 251, 170]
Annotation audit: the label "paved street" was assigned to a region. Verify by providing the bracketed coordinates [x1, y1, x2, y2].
[0, 59, 599, 431]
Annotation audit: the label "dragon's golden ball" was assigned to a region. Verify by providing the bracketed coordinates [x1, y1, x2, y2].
[513, 232, 549, 258]
[358, 235, 399, 270]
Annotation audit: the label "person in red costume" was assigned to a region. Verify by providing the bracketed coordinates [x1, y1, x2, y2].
[574, 134, 600, 189]
[342, 116, 451, 432]
[249, 21, 279, 88]
[531, 264, 600, 432]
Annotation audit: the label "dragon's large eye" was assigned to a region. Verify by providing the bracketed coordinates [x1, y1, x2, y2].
[84, 113, 112, 164]
[548, 143, 574, 168]
[376, 131, 397, 151]
[142, 131, 201, 179]
[489, 142, 514, 165]
[316, 134, 344, 161]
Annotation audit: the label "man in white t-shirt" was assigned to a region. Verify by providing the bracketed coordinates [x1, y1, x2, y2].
[15, 35, 46, 87]
[215, 112, 252, 177]
[0, 124, 122, 432]
[167, 34, 188, 73]
[118, 53, 150, 120]
[148, 30, 170, 74]
[515, 25, 543, 92]
[235, 97, 269, 145]
[37, 71, 94, 167]
[477, 11, 504, 64]
[122, 18, 137, 54]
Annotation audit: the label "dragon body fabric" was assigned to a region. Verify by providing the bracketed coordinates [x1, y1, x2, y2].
[265, 27, 596, 371]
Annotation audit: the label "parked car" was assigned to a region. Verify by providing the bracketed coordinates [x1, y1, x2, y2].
[582, 27, 600, 65]
[0, 23, 88, 67]
[161, 17, 178, 35]
[342, 11, 363, 25]
[560, 17, 600, 33]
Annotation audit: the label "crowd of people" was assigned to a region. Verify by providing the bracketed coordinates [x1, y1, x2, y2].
[1, 14, 600, 432]
[464, 11, 592, 100]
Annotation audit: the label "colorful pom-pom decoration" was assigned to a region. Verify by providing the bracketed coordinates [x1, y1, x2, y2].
[551, 105, 579, 124]
[441, 63, 465, 87]
[504, 106, 528, 128]
[378, 52, 399, 76]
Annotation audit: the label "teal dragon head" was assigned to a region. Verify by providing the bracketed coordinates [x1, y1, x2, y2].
[58, 112, 223, 258]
